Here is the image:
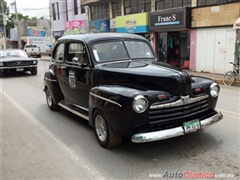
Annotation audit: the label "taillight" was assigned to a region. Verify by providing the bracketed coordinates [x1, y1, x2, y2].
[24, 49, 27, 52]
[39, 48, 41, 52]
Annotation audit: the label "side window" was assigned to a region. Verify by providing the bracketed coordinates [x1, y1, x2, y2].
[66, 42, 89, 65]
[53, 43, 64, 61]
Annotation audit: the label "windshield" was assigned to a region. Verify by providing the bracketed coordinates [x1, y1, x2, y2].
[0, 50, 28, 58]
[92, 40, 154, 63]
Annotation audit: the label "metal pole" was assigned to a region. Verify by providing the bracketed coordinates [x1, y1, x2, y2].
[12, 0, 21, 49]
[1, 2, 7, 49]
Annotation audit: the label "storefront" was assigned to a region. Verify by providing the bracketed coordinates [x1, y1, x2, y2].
[149, 7, 191, 68]
[89, 19, 110, 33]
[116, 12, 150, 41]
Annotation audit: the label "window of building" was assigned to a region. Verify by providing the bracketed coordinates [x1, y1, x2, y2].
[81, 6, 86, 14]
[112, 0, 121, 18]
[56, 2, 60, 20]
[197, 0, 238, 6]
[74, 0, 78, 15]
[91, 2, 109, 21]
[183, 0, 192, 7]
[52, 3, 56, 21]
[124, 0, 151, 15]
[156, 0, 192, 10]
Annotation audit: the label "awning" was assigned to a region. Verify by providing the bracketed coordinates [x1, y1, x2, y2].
[233, 17, 240, 29]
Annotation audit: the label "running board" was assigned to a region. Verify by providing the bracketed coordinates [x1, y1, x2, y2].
[58, 102, 89, 121]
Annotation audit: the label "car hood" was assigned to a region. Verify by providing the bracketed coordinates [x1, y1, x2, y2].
[96, 61, 192, 96]
[0, 57, 36, 62]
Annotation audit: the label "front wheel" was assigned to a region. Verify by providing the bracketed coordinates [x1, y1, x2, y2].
[223, 71, 235, 86]
[93, 110, 122, 148]
[45, 87, 60, 111]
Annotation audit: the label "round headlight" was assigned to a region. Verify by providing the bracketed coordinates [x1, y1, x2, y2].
[133, 95, 148, 113]
[210, 83, 220, 98]
[32, 60, 38, 65]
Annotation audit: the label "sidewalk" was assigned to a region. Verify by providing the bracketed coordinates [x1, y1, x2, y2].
[40, 56, 240, 87]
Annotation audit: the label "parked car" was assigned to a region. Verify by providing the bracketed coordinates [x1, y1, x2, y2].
[0, 49, 38, 76]
[43, 33, 223, 148]
[24, 44, 41, 58]
[46, 48, 53, 56]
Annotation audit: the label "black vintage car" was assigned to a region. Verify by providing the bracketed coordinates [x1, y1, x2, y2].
[43, 33, 223, 148]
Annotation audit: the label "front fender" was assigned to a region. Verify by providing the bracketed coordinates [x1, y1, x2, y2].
[88, 85, 164, 137]
[44, 69, 63, 104]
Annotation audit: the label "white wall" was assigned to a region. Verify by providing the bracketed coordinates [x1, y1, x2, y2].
[49, 0, 66, 32]
[196, 27, 236, 74]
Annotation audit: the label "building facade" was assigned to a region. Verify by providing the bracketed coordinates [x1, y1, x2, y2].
[49, 0, 88, 43]
[51, 0, 240, 74]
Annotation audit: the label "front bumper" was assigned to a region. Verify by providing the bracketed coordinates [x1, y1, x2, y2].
[0, 65, 38, 70]
[132, 111, 223, 143]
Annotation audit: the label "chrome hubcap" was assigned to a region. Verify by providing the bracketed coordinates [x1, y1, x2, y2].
[46, 89, 52, 107]
[95, 115, 107, 142]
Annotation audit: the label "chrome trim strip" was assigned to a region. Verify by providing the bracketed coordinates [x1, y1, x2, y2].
[58, 102, 89, 121]
[73, 104, 89, 112]
[44, 77, 57, 82]
[132, 111, 223, 143]
[0, 65, 38, 69]
[150, 94, 209, 110]
[90, 92, 122, 108]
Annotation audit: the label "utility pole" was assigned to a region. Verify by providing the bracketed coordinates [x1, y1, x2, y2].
[1, 2, 7, 49]
[11, 0, 21, 49]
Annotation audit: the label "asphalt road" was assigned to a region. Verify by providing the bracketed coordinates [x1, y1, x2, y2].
[1, 59, 240, 179]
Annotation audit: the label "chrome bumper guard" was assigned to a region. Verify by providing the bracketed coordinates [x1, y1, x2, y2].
[132, 111, 223, 143]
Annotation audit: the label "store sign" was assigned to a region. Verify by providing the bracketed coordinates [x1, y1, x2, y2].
[149, 7, 191, 30]
[116, 12, 149, 33]
[89, 19, 110, 32]
[65, 20, 87, 35]
[27, 28, 46, 37]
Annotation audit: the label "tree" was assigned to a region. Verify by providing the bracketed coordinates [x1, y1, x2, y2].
[6, 13, 31, 37]
[0, 0, 10, 35]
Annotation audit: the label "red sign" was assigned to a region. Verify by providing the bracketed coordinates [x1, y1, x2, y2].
[33, 30, 40, 36]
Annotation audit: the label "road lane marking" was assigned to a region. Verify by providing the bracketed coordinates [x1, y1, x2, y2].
[217, 108, 240, 118]
[1, 90, 106, 180]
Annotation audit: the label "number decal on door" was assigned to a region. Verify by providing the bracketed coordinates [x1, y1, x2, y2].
[69, 70, 76, 89]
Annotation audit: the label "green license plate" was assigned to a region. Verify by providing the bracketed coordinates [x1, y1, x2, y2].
[183, 120, 201, 134]
[16, 68, 24, 72]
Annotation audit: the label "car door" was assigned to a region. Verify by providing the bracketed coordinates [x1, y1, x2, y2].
[51, 42, 69, 97]
[61, 41, 92, 110]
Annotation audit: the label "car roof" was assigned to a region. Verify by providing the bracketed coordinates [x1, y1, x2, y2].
[58, 33, 147, 44]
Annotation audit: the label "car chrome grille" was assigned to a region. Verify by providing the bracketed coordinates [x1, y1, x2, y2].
[148, 99, 210, 131]
[6, 61, 32, 67]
